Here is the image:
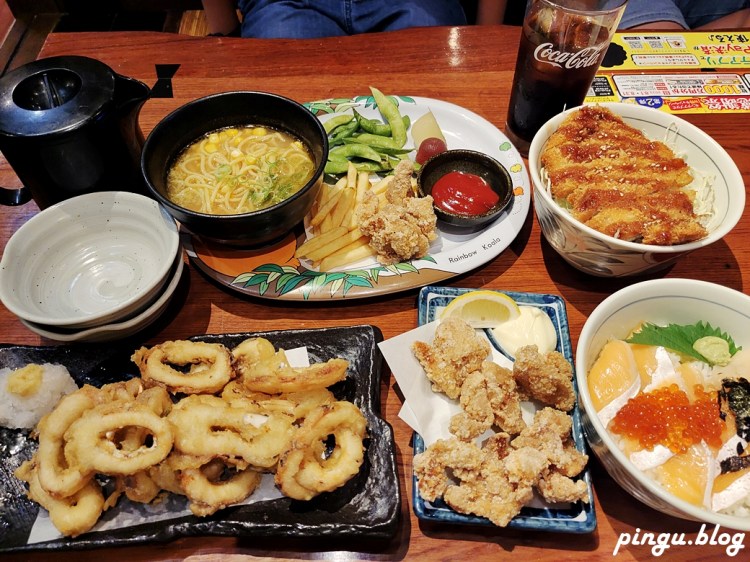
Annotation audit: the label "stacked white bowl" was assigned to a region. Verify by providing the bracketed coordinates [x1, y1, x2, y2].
[0, 191, 182, 342]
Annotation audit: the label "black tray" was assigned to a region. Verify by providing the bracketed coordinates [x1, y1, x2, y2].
[0, 325, 399, 552]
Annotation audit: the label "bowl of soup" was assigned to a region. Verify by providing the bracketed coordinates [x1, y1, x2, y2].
[141, 91, 328, 246]
[577, 278, 750, 530]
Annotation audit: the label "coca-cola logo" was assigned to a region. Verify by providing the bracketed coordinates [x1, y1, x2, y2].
[533, 42, 606, 69]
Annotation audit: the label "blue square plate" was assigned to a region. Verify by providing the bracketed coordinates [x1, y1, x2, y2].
[412, 286, 596, 533]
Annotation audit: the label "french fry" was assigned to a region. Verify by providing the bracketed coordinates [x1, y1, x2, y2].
[305, 228, 364, 263]
[319, 238, 375, 271]
[294, 226, 348, 259]
[329, 188, 355, 228]
[346, 161, 357, 189]
[343, 198, 359, 230]
[355, 170, 370, 203]
[320, 213, 333, 234]
[310, 186, 343, 228]
[320, 177, 346, 206]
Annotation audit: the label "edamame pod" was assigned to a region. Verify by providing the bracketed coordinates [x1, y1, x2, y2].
[328, 119, 359, 147]
[354, 109, 410, 137]
[324, 159, 392, 175]
[329, 143, 382, 162]
[323, 114, 355, 134]
[369, 86, 407, 148]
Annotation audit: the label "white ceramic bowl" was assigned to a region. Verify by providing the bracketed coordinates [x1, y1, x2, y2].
[0, 191, 179, 328]
[19, 253, 184, 343]
[576, 278, 750, 530]
[529, 102, 745, 277]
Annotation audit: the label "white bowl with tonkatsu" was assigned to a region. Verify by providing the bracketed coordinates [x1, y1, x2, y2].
[529, 103, 744, 277]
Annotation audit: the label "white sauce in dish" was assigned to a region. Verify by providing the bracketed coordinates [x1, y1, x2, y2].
[491, 306, 557, 356]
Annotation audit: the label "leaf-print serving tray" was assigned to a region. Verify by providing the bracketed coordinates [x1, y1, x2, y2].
[184, 96, 530, 301]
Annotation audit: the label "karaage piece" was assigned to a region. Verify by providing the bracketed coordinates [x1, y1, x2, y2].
[356, 159, 437, 265]
[537, 469, 589, 504]
[511, 407, 589, 478]
[417, 434, 546, 527]
[412, 437, 484, 502]
[449, 361, 526, 440]
[513, 345, 576, 411]
[412, 317, 491, 399]
[450, 370, 494, 440]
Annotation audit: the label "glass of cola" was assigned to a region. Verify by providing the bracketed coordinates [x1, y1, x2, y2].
[505, 0, 628, 155]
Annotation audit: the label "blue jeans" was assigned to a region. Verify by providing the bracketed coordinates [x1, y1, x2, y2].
[238, 0, 467, 38]
[620, 0, 750, 29]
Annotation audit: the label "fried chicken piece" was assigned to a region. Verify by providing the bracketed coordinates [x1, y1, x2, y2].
[416, 409, 589, 526]
[443, 469, 532, 527]
[412, 317, 491, 399]
[413, 438, 484, 502]
[537, 469, 589, 504]
[450, 370, 493, 440]
[356, 159, 437, 265]
[441, 438, 544, 527]
[513, 345, 576, 411]
[386, 159, 415, 203]
[449, 361, 526, 440]
[512, 407, 588, 478]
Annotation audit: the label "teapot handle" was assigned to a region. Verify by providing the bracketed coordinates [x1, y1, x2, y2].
[0, 186, 31, 206]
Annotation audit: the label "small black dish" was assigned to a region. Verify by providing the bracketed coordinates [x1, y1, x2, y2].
[141, 91, 328, 247]
[418, 149, 513, 230]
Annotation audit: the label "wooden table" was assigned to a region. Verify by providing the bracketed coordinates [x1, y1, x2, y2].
[1, 25, 749, 562]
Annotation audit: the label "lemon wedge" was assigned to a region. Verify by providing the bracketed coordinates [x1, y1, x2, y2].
[440, 290, 520, 328]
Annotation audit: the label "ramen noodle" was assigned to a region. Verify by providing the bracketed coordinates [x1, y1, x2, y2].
[167, 126, 315, 215]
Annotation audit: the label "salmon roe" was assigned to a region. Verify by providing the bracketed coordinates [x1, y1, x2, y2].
[610, 384, 723, 454]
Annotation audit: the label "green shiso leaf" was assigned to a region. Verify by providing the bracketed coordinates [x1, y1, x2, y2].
[625, 321, 740, 365]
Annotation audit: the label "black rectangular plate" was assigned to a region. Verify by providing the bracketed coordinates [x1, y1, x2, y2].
[0, 325, 399, 552]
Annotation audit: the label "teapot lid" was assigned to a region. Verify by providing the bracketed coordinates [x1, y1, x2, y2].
[0, 55, 118, 138]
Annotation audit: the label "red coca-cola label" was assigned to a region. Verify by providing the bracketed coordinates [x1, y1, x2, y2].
[533, 42, 607, 69]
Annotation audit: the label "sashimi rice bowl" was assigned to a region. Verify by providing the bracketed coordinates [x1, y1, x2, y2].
[576, 278, 750, 530]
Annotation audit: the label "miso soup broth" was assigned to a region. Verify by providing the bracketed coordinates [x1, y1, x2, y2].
[166, 125, 315, 215]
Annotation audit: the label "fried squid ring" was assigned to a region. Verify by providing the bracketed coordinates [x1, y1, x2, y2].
[235, 347, 349, 394]
[180, 458, 262, 516]
[168, 395, 295, 469]
[232, 337, 277, 365]
[220, 383, 335, 423]
[35, 387, 98, 498]
[15, 459, 104, 538]
[132, 340, 234, 394]
[275, 400, 367, 500]
[64, 403, 174, 475]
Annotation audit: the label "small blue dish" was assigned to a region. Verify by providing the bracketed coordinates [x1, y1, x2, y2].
[412, 285, 597, 534]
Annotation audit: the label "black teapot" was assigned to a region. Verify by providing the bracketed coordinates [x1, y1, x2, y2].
[0, 56, 150, 209]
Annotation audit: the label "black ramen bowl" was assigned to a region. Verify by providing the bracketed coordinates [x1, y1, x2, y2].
[141, 90, 328, 247]
[417, 149, 513, 230]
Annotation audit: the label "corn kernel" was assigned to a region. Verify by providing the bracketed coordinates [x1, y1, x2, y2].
[208, 133, 219, 143]
[204, 143, 218, 153]
[252, 127, 267, 136]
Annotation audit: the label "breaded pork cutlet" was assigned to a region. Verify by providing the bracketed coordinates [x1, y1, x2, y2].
[540, 105, 707, 245]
